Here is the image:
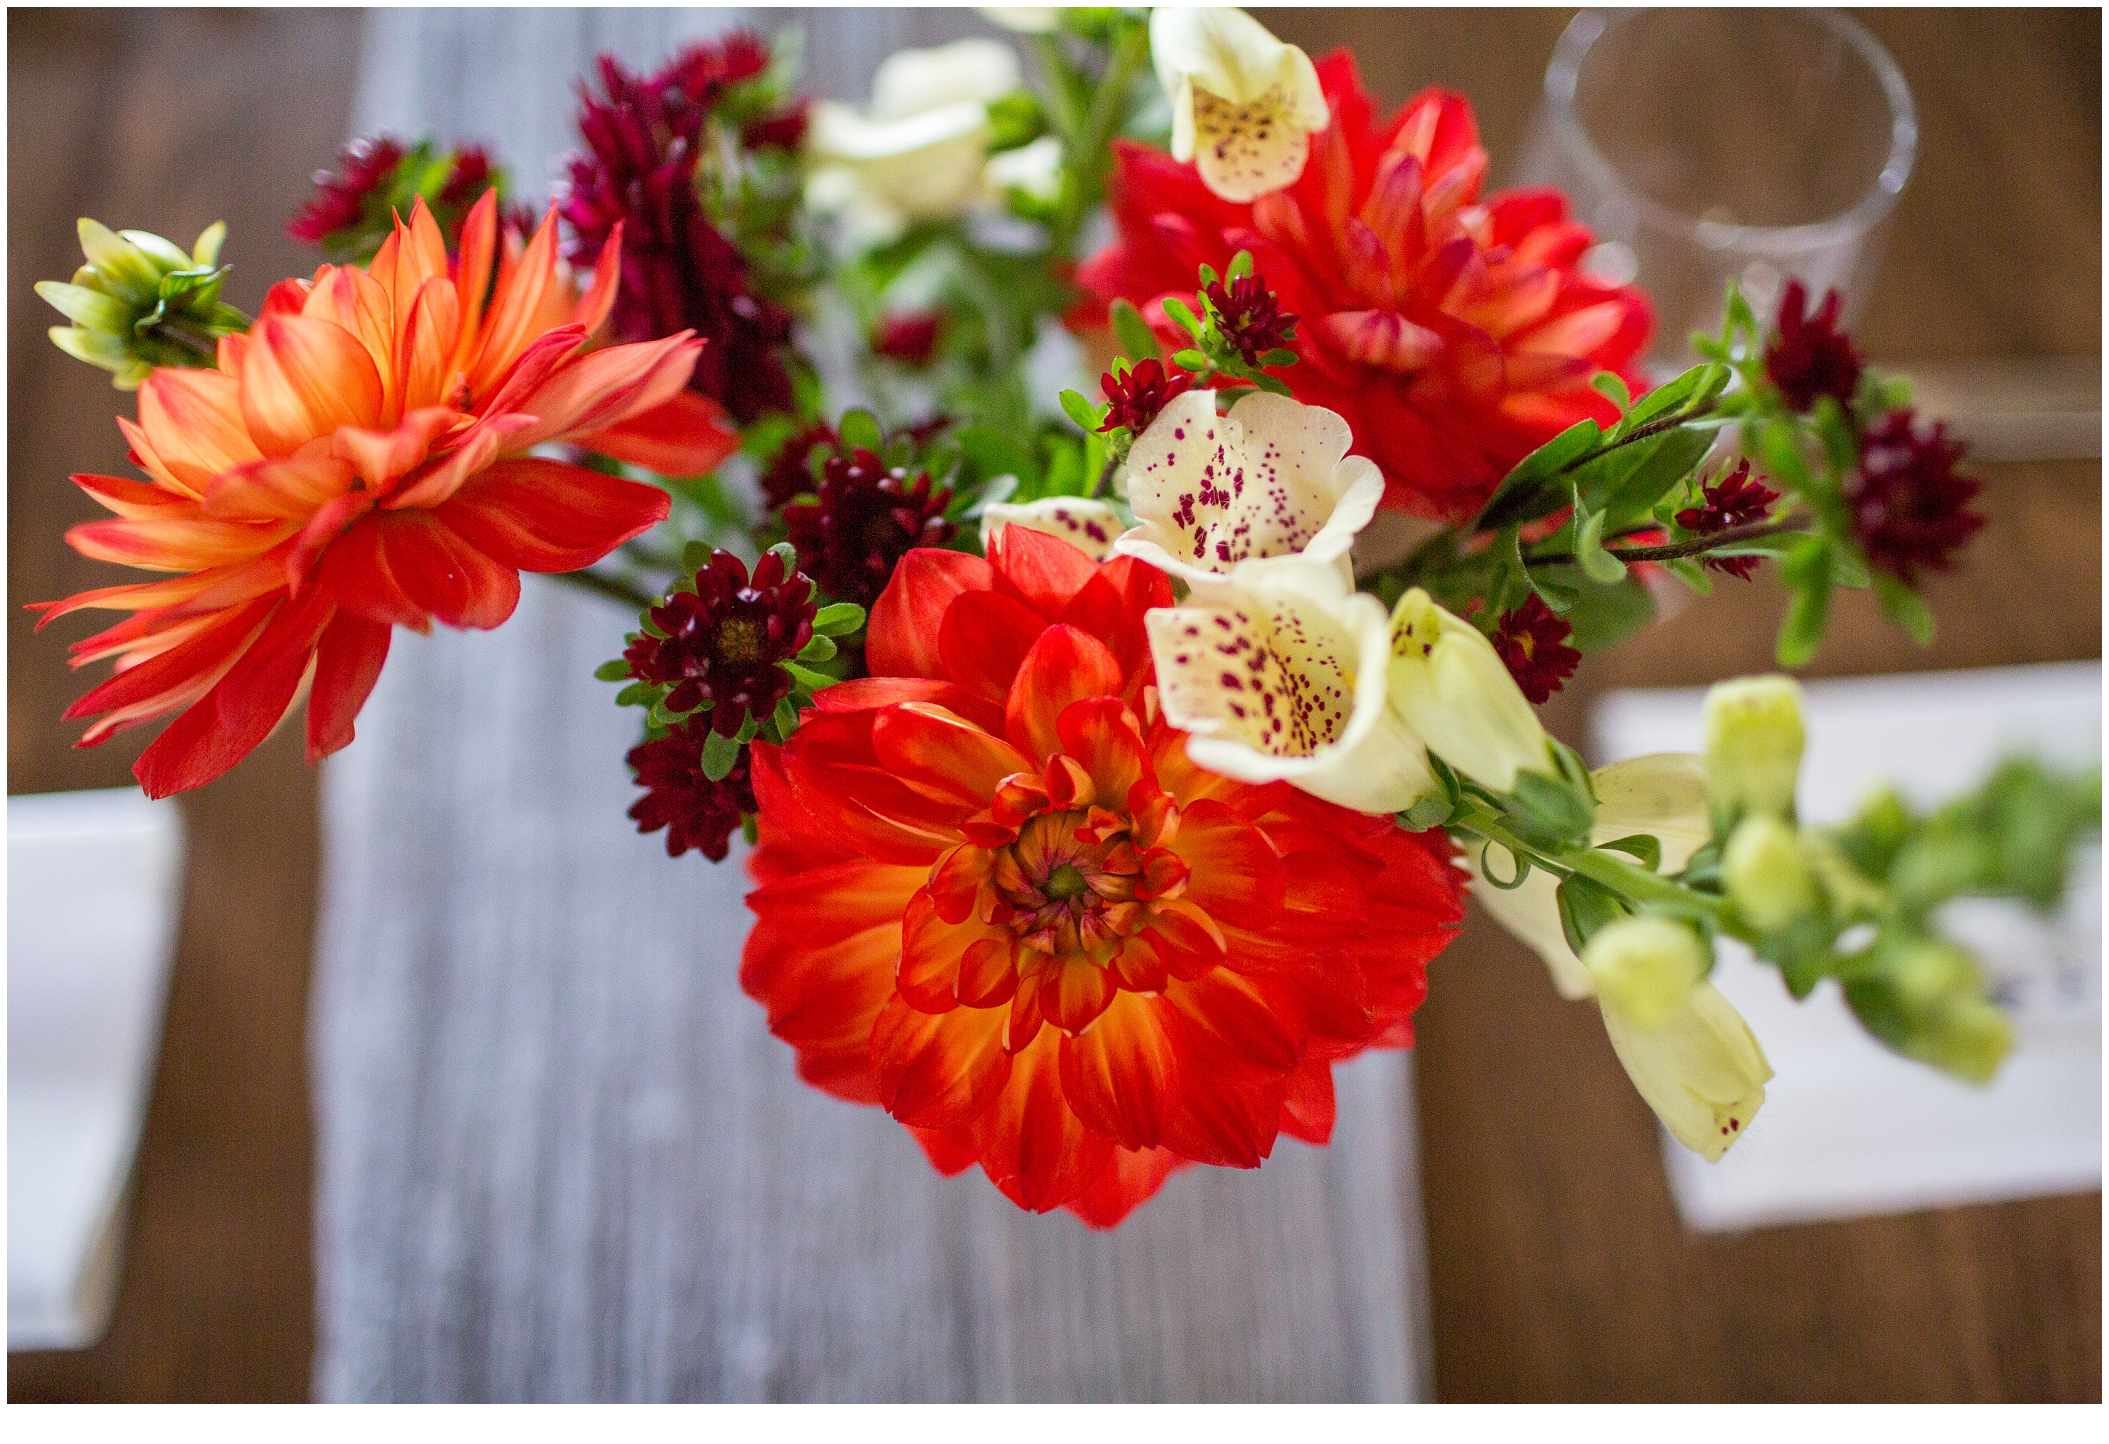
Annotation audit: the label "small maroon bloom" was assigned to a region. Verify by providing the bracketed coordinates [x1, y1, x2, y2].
[1845, 410, 1984, 585]
[1204, 272, 1299, 367]
[1676, 460, 1781, 581]
[759, 422, 839, 512]
[783, 450, 955, 607]
[436, 145, 499, 210]
[741, 104, 810, 151]
[627, 721, 757, 861]
[872, 312, 945, 368]
[1490, 594, 1581, 705]
[1098, 358, 1194, 436]
[287, 136, 407, 245]
[623, 549, 818, 735]
[1764, 279, 1864, 414]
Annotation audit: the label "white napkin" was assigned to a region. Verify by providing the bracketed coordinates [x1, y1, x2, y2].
[1591, 660, 2102, 1230]
[7, 788, 185, 1350]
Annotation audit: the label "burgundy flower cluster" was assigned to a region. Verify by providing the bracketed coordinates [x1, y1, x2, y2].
[288, 137, 507, 258]
[1490, 594, 1581, 704]
[1098, 359, 1193, 436]
[1204, 271, 1299, 368]
[1846, 410, 1984, 585]
[559, 35, 804, 422]
[783, 449, 956, 608]
[622, 548, 817, 736]
[1764, 280, 1864, 414]
[1676, 461, 1781, 581]
[627, 724, 757, 861]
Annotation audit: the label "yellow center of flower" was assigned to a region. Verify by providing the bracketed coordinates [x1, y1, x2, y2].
[715, 617, 763, 665]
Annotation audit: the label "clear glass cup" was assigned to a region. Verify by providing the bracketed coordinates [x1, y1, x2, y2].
[1511, 8, 1917, 375]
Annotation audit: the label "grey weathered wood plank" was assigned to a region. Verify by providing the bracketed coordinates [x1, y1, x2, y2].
[312, 8, 1431, 1402]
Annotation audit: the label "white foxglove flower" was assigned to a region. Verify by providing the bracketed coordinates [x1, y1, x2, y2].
[1150, 7, 1329, 202]
[979, 497, 1124, 562]
[1703, 674, 1806, 827]
[1471, 752, 1711, 999]
[1387, 588, 1553, 793]
[805, 39, 1021, 247]
[1600, 980, 1773, 1162]
[1582, 915, 1707, 1031]
[1116, 390, 1382, 586]
[1147, 555, 1435, 814]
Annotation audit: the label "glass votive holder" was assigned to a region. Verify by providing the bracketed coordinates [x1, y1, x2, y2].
[1512, 8, 1917, 375]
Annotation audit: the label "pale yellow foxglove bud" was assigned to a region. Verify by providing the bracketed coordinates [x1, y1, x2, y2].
[1581, 915, 1707, 1031]
[1703, 674, 1805, 829]
[1149, 7, 1328, 202]
[1723, 814, 1820, 931]
[1388, 588, 1552, 794]
[1600, 980, 1772, 1161]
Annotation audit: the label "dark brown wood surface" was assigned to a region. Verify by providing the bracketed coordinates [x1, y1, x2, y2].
[7, 6, 2100, 1402]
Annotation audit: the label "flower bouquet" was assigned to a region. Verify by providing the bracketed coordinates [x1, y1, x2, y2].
[33, 9, 2097, 1228]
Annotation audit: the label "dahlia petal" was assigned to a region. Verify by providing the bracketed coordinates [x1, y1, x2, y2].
[871, 702, 1033, 809]
[939, 589, 1048, 705]
[338, 510, 520, 631]
[1142, 897, 1230, 979]
[397, 277, 463, 415]
[745, 858, 927, 944]
[1036, 956, 1119, 1034]
[971, 1040, 1115, 1213]
[1055, 696, 1153, 807]
[746, 744, 863, 870]
[1278, 1055, 1338, 1145]
[1160, 1065, 1283, 1170]
[957, 937, 1018, 1008]
[238, 314, 384, 455]
[305, 612, 391, 762]
[1168, 798, 1286, 928]
[867, 548, 994, 680]
[451, 190, 499, 350]
[1513, 299, 1628, 360]
[744, 921, 898, 1101]
[505, 332, 702, 453]
[466, 205, 566, 396]
[202, 455, 357, 521]
[134, 370, 261, 498]
[132, 585, 335, 799]
[987, 522, 1100, 620]
[1167, 967, 1302, 1075]
[1002, 624, 1123, 761]
[1110, 938, 1170, 995]
[1058, 554, 1175, 682]
[872, 994, 1013, 1130]
[303, 261, 398, 420]
[1318, 308, 1445, 373]
[812, 676, 1006, 736]
[378, 409, 538, 513]
[64, 593, 276, 731]
[66, 514, 295, 573]
[1065, 1147, 1187, 1229]
[898, 890, 988, 1014]
[1058, 990, 1181, 1149]
[575, 389, 740, 478]
[906, 1124, 980, 1177]
[572, 217, 622, 338]
[431, 457, 671, 573]
[327, 407, 460, 494]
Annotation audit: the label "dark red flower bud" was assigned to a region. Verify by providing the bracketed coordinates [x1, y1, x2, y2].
[1845, 410, 1983, 585]
[1204, 272, 1299, 367]
[436, 145, 499, 210]
[759, 422, 839, 512]
[782, 449, 955, 607]
[1490, 594, 1581, 704]
[1098, 358, 1194, 436]
[872, 311, 945, 367]
[1764, 279, 1864, 414]
[627, 720, 757, 860]
[741, 103, 810, 152]
[1675, 460, 1781, 581]
[287, 136, 407, 246]
[622, 549, 818, 735]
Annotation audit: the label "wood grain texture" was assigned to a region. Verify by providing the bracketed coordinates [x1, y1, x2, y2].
[311, 7, 1428, 1403]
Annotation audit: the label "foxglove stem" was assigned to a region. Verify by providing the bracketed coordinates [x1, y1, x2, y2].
[552, 566, 661, 613]
[1527, 519, 1808, 568]
[1447, 798, 1711, 916]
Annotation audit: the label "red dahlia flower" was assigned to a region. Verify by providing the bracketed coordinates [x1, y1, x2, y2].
[1846, 410, 1983, 585]
[1764, 279, 1863, 415]
[560, 43, 798, 423]
[1490, 594, 1580, 704]
[34, 195, 738, 798]
[1076, 56, 1653, 523]
[628, 719, 758, 861]
[781, 449, 954, 607]
[741, 527, 1466, 1225]
[621, 548, 817, 735]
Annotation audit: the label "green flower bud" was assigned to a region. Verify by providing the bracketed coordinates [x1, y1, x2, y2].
[1582, 915, 1709, 1031]
[1388, 587, 1552, 794]
[1703, 674, 1805, 831]
[1878, 934, 1978, 1014]
[1908, 996, 2015, 1086]
[1724, 815, 1820, 931]
[1600, 980, 1772, 1161]
[38, 218, 247, 389]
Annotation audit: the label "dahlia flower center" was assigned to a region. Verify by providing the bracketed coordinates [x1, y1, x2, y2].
[991, 812, 1150, 961]
[1044, 862, 1090, 901]
[714, 615, 764, 665]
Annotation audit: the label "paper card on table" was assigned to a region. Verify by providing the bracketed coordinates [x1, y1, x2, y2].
[1591, 660, 2101, 1231]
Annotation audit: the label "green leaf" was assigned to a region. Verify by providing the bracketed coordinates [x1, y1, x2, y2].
[1597, 834, 1663, 872]
[768, 541, 800, 575]
[1228, 249, 1254, 280]
[1556, 873, 1631, 955]
[1617, 363, 1729, 434]
[614, 681, 653, 709]
[1162, 296, 1201, 339]
[1475, 419, 1602, 531]
[797, 634, 838, 663]
[681, 539, 714, 574]
[1261, 348, 1299, 366]
[1399, 792, 1455, 831]
[1503, 770, 1597, 851]
[772, 694, 801, 739]
[1666, 556, 1714, 595]
[1171, 347, 1207, 370]
[837, 407, 883, 453]
[1536, 567, 1658, 651]
[1109, 299, 1160, 363]
[1591, 370, 1632, 413]
[700, 727, 742, 782]
[1574, 505, 1628, 585]
[1596, 426, 1715, 531]
[1059, 388, 1103, 433]
[1775, 537, 1833, 667]
[1751, 419, 1813, 493]
[782, 662, 835, 693]
[594, 659, 631, 683]
[1874, 570, 1936, 645]
[812, 602, 867, 636]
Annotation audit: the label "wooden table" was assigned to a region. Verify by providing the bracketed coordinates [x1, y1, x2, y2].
[9, 6, 2101, 1402]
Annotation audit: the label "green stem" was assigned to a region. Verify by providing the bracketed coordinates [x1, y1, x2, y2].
[1527, 519, 1807, 568]
[550, 567, 658, 613]
[1087, 451, 1119, 500]
[1449, 799, 1712, 914]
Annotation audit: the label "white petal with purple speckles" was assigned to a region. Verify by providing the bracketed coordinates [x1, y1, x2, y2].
[1118, 390, 1383, 587]
[979, 497, 1125, 562]
[1152, 7, 1329, 203]
[1145, 555, 1434, 813]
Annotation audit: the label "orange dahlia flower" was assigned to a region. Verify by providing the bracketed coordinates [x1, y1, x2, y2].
[36, 193, 739, 798]
[1076, 55, 1654, 524]
[742, 527, 1466, 1226]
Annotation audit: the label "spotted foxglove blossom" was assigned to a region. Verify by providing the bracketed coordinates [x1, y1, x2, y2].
[1149, 7, 1328, 203]
[1387, 588, 1553, 793]
[806, 39, 1021, 247]
[1116, 390, 1383, 586]
[1602, 979, 1773, 1162]
[1146, 556, 1435, 814]
[1471, 752, 1711, 999]
[979, 497, 1125, 562]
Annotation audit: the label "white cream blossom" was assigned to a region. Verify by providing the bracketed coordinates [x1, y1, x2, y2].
[1387, 588, 1554, 794]
[1472, 752, 1712, 999]
[1146, 555, 1435, 813]
[805, 39, 1022, 247]
[979, 496, 1125, 561]
[1150, 7, 1329, 202]
[1601, 979, 1773, 1162]
[1117, 390, 1382, 587]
